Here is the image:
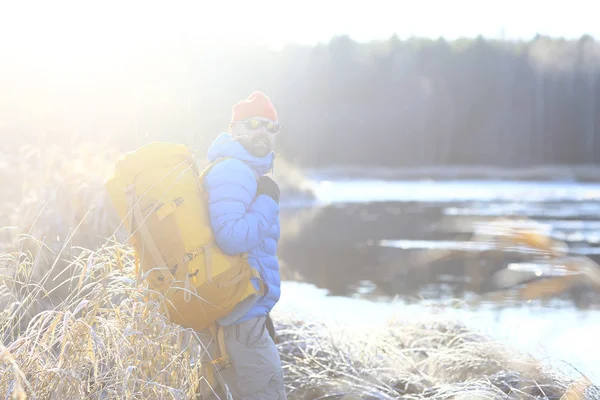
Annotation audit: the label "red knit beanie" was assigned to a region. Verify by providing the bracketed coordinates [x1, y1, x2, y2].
[230, 91, 278, 123]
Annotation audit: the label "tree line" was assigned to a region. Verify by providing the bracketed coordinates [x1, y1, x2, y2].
[1, 34, 599, 168]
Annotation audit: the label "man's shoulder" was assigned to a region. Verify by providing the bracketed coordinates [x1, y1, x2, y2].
[204, 158, 255, 185]
[207, 157, 252, 174]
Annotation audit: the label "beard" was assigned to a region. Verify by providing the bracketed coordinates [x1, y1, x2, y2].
[248, 143, 272, 157]
[236, 134, 274, 157]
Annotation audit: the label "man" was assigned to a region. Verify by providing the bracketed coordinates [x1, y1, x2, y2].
[198, 91, 286, 399]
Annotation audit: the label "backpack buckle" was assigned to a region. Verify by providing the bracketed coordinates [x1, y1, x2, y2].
[156, 197, 185, 221]
[210, 356, 230, 370]
[183, 247, 204, 263]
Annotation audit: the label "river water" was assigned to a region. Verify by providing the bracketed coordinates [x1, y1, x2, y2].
[277, 176, 600, 381]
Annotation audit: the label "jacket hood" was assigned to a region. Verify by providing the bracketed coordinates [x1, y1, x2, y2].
[206, 132, 274, 176]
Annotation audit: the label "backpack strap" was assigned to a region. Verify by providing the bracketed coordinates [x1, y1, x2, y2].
[125, 184, 173, 286]
[198, 156, 233, 182]
[198, 156, 261, 186]
[198, 323, 232, 398]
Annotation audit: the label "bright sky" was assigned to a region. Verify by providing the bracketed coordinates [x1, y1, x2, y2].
[0, 0, 598, 51]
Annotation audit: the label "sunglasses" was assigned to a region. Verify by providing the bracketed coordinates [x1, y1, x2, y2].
[233, 118, 280, 134]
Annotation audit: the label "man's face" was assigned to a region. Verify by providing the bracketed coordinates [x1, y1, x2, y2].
[231, 117, 279, 158]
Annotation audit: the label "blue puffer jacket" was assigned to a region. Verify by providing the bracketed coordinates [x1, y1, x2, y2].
[203, 132, 281, 326]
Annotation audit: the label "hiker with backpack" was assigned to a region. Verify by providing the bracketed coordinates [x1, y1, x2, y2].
[105, 91, 286, 399]
[197, 91, 287, 399]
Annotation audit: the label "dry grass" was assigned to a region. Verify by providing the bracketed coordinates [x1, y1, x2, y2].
[0, 241, 206, 399]
[274, 310, 598, 400]
[0, 142, 127, 252]
[1, 238, 597, 400]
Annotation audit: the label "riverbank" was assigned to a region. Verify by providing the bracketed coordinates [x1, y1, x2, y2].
[304, 164, 600, 183]
[0, 240, 597, 399]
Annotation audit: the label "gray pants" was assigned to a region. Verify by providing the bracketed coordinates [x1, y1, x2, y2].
[197, 316, 287, 399]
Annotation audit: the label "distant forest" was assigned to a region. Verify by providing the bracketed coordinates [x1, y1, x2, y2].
[2, 34, 600, 168]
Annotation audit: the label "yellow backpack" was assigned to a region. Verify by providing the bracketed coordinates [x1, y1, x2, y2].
[104, 142, 264, 332]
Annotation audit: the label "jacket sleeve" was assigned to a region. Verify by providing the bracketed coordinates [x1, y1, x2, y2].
[203, 158, 279, 255]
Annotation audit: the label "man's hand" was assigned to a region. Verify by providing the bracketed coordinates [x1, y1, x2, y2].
[257, 176, 280, 204]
